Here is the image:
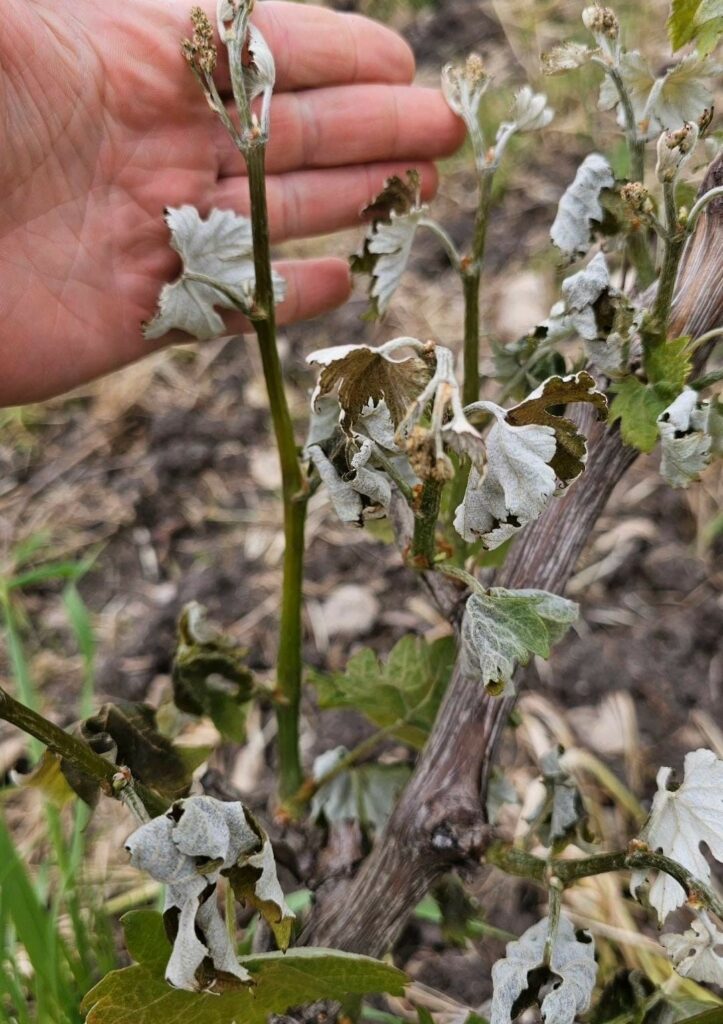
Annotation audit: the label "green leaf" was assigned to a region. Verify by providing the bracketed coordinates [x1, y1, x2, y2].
[646, 336, 692, 390]
[668, 0, 723, 53]
[172, 602, 256, 743]
[310, 634, 456, 748]
[460, 587, 578, 696]
[609, 378, 672, 453]
[668, 0, 704, 48]
[82, 911, 407, 1024]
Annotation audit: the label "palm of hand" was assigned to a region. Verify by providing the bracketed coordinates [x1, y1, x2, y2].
[0, 0, 462, 404]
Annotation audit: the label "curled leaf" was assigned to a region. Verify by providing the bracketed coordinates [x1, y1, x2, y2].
[225, 808, 296, 951]
[530, 747, 592, 850]
[490, 914, 596, 1024]
[125, 799, 258, 990]
[661, 913, 723, 985]
[657, 388, 712, 487]
[507, 85, 554, 132]
[125, 796, 295, 991]
[460, 586, 578, 696]
[455, 373, 607, 548]
[351, 171, 427, 318]
[307, 338, 432, 431]
[550, 154, 615, 260]
[505, 371, 608, 481]
[542, 252, 638, 375]
[144, 206, 285, 341]
[172, 602, 255, 743]
[307, 438, 394, 526]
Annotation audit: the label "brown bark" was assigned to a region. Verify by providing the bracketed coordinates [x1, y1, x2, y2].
[303, 158, 723, 958]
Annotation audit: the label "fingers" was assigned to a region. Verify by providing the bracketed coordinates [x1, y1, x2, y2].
[212, 161, 439, 243]
[216, 85, 465, 177]
[193, 0, 416, 92]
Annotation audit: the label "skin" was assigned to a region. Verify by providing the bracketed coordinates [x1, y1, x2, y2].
[0, 0, 465, 406]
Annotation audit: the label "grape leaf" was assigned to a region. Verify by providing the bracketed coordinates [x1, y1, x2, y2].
[82, 911, 407, 1024]
[529, 746, 592, 851]
[310, 634, 456, 748]
[172, 602, 255, 743]
[657, 388, 712, 488]
[661, 915, 723, 985]
[460, 587, 578, 696]
[455, 373, 606, 549]
[646, 336, 693, 390]
[307, 340, 432, 431]
[669, 0, 723, 53]
[490, 914, 596, 1024]
[598, 52, 718, 135]
[143, 206, 285, 341]
[550, 154, 615, 260]
[310, 750, 411, 833]
[350, 171, 427, 319]
[631, 748, 723, 923]
[609, 378, 672, 452]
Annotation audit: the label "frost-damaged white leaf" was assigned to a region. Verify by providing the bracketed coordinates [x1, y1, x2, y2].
[508, 86, 554, 132]
[631, 748, 723, 923]
[455, 372, 607, 548]
[143, 206, 286, 341]
[307, 338, 431, 432]
[351, 171, 429, 318]
[460, 586, 578, 696]
[661, 912, 723, 985]
[550, 154, 614, 260]
[494, 87, 554, 164]
[125, 795, 295, 991]
[243, 25, 276, 131]
[490, 914, 596, 1024]
[367, 209, 427, 315]
[544, 252, 638, 375]
[307, 446, 364, 526]
[657, 388, 712, 488]
[598, 52, 718, 136]
[453, 406, 556, 548]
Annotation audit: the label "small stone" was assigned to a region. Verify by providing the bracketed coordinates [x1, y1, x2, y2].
[322, 584, 380, 638]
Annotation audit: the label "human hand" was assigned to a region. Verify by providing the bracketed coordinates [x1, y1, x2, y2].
[0, 0, 464, 406]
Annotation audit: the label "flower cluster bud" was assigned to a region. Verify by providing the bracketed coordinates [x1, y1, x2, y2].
[582, 5, 620, 40]
[620, 181, 653, 215]
[441, 54, 491, 122]
[182, 6, 218, 75]
[655, 122, 699, 183]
